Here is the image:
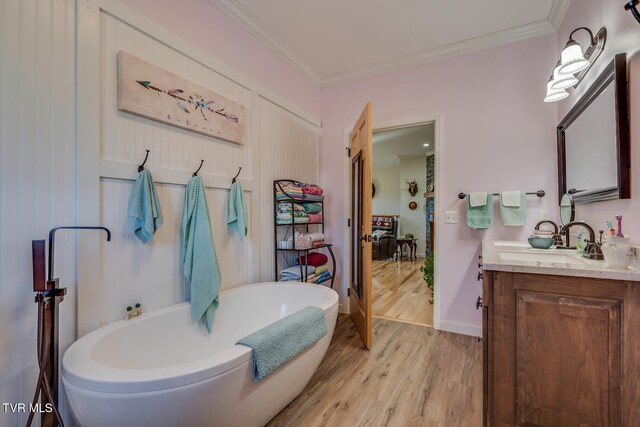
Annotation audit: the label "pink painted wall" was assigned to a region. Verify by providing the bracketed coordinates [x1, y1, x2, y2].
[556, 1, 640, 239]
[321, 34, 559, 330]
[119, 0, 322, 118]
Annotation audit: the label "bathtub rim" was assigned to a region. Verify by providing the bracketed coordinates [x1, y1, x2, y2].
[62, 282, 338, 394]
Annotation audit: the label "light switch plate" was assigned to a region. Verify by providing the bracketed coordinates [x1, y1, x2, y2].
[445, 211, 458, 224]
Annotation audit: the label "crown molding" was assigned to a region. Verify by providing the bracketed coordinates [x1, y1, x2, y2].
[549, 0, 571, 30]
[322, 20, 555, 87]
[209, 0, 322, 87]
[210, 0, 560, 88]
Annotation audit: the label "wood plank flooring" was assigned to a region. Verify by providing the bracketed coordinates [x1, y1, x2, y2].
[267, 316, 482, 427]
[372, 260, 433, 326]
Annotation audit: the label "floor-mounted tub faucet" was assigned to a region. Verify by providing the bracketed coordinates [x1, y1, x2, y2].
[28, 226, 111, 427]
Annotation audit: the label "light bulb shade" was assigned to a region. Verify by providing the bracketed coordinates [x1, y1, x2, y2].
[551, 64, 578, 90]
[544, 80, 568, 103]
[559, 39, 589, 74]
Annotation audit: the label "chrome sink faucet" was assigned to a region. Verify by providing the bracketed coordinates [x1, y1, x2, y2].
[559, 221, 604, 260]
[534, 220, 564, 246]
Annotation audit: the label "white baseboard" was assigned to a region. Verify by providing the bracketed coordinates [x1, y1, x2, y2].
[438, 321, 482, 337]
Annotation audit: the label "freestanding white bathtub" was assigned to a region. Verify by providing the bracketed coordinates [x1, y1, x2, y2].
[62, 282, 339, 427]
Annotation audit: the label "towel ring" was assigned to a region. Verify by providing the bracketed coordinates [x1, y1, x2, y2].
[193, 159, 204, 177]
[138, 150, 150, 172]
[232, 167, 242, 183]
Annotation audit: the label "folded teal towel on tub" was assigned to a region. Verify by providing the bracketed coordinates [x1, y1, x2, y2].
[181, 176, 221, 333]
[227, 180, 248, 239]
[499, 191, 526, 226]
[466, 193, 493, 229]
[237, 306, 327, 381]
[128, 169, 163, 244]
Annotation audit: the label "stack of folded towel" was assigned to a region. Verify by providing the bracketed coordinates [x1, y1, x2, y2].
[276, 183, 325, 202]
[301, 202, 322, 223]
[306, 263, 331, 284]
[275, 185, 304, 200]
[279, 265, 315, 282]
[276, 201, 309, 224]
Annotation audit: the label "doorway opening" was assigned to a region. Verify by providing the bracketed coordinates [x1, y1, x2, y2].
[371, 122, 436, 327]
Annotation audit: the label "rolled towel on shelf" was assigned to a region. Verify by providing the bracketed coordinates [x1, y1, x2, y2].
[298, 252, 328, 267]
[306, 232, 324, 242]
[315, 264, 329, 275]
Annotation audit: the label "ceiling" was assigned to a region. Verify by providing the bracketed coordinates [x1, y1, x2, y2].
[373, 124, 434, 168]
[210, 0, 570, 87]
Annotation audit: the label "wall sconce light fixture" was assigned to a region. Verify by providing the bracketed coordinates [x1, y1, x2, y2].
[544, 27, 607, 102]
[625, 0, 640, 23]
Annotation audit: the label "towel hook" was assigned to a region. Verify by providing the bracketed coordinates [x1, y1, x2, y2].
[192, 159, 204, 177]
[138, 150, 150, 172]
[232, 167, 242, 183]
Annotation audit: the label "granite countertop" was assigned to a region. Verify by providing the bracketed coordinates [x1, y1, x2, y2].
[482, 240, 640, 282]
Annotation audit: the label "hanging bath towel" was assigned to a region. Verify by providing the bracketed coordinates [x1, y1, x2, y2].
[128, 169, 163, 244]
[181, 176, 221, 333]
[227, 181, 248, 240]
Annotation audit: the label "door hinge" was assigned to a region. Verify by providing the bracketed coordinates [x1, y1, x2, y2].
[348, 288, 351, 297]
[346, 147, 351, 157]
[347, 218, 351, 227]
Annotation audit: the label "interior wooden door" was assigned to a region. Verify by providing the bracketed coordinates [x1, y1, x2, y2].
[349, 102, 373, 349]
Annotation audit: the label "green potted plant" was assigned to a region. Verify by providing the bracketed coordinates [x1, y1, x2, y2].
[420, 251, 434, 305]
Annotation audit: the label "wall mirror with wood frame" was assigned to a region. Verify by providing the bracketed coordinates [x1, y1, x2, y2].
[557, 53, 630, 203]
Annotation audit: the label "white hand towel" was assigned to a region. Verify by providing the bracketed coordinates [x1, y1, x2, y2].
[500, 191, 522, 207]
[469, 192, 488, 207]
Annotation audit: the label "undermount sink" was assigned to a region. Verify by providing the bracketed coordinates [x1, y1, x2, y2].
[497, 249, 586, 266]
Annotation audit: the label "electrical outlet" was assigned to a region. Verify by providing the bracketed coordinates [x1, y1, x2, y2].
[539, 210, 550, 220]
[445, 211, 458, 224]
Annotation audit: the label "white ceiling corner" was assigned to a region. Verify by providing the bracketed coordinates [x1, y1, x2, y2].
[210, 0, 567, 88]
[208, 0, 322, 86]
[322, 20, 554, 87]
[548, 0, 571, 30]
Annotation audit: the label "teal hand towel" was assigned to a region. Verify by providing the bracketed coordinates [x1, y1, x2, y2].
[181, 176, 220, 333]
[227, 181, 248, 240]
[466, 193, 493, 229]
[237, 306, 327, 381]
[128, 169, 163, 244]
[500, 191, 526, 226]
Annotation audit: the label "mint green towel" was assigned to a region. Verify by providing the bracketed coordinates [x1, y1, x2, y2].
[227, 181, 248, 240]
[181, 176, 220, 333]
[237, 306, 327, 381]
[128, 169, 163, 244]
[466, 194, 493, 229]
[499, 191, 526, 226]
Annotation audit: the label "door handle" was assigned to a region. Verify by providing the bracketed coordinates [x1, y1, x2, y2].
[360, 234, 372, 243]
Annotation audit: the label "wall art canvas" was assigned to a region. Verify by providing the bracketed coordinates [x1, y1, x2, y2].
[117, 51, 246, 144]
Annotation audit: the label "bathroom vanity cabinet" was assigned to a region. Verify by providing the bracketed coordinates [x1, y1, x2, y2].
[482, 270, 640, 426]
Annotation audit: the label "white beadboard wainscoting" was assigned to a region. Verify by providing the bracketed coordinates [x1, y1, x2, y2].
[0, 0, 78, 425]
[77, 0, 322, 336]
